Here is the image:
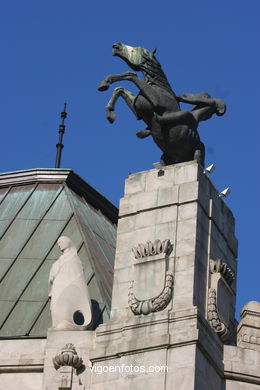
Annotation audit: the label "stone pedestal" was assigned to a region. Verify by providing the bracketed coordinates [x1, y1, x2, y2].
[90, 161, 238, 389]
[42, 330, 94, 390]
[111, 161, 237, 336]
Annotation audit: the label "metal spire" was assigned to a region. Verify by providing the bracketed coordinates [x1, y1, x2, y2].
[55, 102, 67, 168]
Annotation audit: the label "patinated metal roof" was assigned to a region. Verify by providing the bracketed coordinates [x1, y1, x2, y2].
[0, 169, 117, 338]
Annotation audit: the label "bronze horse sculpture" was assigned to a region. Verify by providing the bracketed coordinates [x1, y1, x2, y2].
[98, 42, 226, 166]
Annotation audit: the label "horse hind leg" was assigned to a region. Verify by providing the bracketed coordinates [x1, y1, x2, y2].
[105, 87, 137, 123]
[194, 142, 205, 167]
[160, 153, 175, 166]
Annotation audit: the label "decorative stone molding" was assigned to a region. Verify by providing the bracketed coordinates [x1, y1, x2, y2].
[132, 239, 172, 259]
[128, 270, 174, 315]
[53, 344, 83, 371]
[207, 258, 236, 342]
[239, 333, 260, 345]
[209, 259, 235, 286]
[207, 288, 229, 341]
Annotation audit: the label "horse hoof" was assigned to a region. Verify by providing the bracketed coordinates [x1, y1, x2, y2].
[136, 129, 152, 138]
[107, 111, 116, 123]
[98, 82, 109, 91]
[215, 99, 226, 116]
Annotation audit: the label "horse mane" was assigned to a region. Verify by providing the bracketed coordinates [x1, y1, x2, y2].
[140, 52, 175, 97]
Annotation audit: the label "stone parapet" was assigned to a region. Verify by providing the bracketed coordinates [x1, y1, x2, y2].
[0, 339, 46, 373]
[0, 339, 45, 390]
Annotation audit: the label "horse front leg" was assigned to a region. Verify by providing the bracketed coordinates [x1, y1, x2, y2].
[98, 72, 160, 108]
[105, 86, 137, 123]
[98, 72, 137, 91]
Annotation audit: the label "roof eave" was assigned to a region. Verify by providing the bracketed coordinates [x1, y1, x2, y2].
[0, 168, 118, 224]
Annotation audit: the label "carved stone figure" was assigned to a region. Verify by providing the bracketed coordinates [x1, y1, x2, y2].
[98, 42, 226, 166]
[48, 236, 92, 330]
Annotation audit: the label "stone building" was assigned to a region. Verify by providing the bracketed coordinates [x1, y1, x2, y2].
[0, 162, 260, 389]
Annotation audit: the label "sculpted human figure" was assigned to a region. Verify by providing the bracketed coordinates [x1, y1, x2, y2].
[48, 236, 92, 330]
[98, 42, 226, 166]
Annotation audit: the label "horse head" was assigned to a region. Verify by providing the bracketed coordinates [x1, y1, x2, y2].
[112, 42, 156, 71]
[112, 42, 174, 95]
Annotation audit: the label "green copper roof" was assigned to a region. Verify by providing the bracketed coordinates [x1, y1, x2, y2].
[0, 169, 117, 338]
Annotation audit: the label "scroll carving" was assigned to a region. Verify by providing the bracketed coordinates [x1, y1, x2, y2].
[128, 271, 174, 315]
[207, 288, 229, 340]
[207, 258, 236, 342]
[128, 239, 174, 315]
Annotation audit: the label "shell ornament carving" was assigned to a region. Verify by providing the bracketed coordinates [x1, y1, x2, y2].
[209, 259, 235, 286]
[128, 239, 174, 315]
[132, 239, 173, 259]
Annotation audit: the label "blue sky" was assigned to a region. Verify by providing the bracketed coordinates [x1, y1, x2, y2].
[0, 1, 259, 319]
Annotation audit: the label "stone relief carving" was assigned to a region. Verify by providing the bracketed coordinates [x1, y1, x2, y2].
[53, 343, 83, 370]
[207, 258, 235, 342]
[128, 271, 174, 315]
[207, 288, 229, 340]
[209, 258, 235, 286]
[132, 239, 173, 259]
[53, 344, 84, 390]
[128, 239, 174, 315]
[48, 236, 92, 330]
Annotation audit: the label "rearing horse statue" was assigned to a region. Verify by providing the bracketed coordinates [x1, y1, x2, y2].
[98, 42, 226, 166]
